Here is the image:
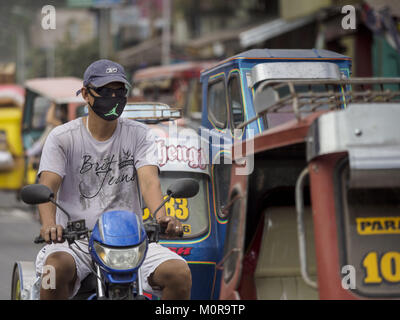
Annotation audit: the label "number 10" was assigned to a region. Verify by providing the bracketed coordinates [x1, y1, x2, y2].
[363, 251, 400, 284]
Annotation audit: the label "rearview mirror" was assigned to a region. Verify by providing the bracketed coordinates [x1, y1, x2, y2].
[20, 184, 54, 205]
[167, 178, 199, 199]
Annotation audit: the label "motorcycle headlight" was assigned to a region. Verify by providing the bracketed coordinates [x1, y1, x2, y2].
[94, 241, 147, 270]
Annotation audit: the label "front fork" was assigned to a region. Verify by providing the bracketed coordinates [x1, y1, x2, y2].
[137, 268, 144, 296]
[96, 264, 106, 300]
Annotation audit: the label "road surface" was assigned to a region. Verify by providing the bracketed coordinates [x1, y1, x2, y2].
[0, 191, 40, 300]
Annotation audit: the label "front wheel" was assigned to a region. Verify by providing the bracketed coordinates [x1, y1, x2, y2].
[11, 263, 22, 300]
[109, 283, 134, 300]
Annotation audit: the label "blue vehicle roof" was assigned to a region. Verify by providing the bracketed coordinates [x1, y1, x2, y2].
[201, 48, 351, 77]
[229, 48, 350, 59]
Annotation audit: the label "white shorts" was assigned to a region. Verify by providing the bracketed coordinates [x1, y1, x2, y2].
[35, 240, 186, 299]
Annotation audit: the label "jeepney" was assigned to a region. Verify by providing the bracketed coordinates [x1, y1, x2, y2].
[0, 84, 25, 190]
[22, 77, 86, 185]
[122, 103, 219, 299]
[132, 61, 216, 129]
[199, 49, 400, 299]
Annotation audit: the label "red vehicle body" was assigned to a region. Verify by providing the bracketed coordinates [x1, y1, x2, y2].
[220, 78, 400, 300]
[132, 61, 216, 129]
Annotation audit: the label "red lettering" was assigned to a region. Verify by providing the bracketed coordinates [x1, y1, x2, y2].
[176, 247, 192, 256]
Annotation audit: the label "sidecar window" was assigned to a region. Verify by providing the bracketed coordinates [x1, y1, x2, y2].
[31, 96, 51, 130]
[142, 171, 209, 239]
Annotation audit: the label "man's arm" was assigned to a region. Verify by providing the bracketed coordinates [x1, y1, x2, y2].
[38, 171, 63, 243]
[137, 165, 183, 236]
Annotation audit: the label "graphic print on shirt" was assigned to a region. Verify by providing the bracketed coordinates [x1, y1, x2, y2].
[78, 148, 137, 207]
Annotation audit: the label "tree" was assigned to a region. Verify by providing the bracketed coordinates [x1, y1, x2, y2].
[55, 38, 100, 78]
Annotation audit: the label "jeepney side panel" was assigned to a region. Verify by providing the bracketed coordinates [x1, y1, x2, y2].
[146, 124, 220, 300]
[216, 114, 322, 300]
[200, 63, 234, 299]
[311, 152, 400, 300]
[218, 164, 248, 300]
[159, 173, 220, 300]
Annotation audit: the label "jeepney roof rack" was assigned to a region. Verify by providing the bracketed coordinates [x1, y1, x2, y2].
[237, 77, 400, 129]
[123, 102, 182, 124]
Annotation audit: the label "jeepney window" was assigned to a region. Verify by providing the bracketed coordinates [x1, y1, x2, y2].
[142, 171, 209, 239]
[213, 159, 232, 219]
[259, 83, 343, 129]
[141, 79, 177, 107]
[275, 83, 343, 112]
[31, 96, 51, 130]
[228, 74, 244, 128]
[336, 160, 400, 297]
[186, 79, 202, 115]
[208, 78, 227, 129]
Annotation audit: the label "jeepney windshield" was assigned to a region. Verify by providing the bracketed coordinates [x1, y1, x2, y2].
[253, 81, 345, 130]
[136, 79, 187, 109]
[142, 171, 209, 239]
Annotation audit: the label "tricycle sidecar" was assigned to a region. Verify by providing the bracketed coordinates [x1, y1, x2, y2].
[122, 103, 219, 299]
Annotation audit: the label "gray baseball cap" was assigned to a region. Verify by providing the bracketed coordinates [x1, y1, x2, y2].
[76, 59, 131, 96]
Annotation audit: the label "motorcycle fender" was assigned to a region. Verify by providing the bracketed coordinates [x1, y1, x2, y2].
[14, 261, 39, 300]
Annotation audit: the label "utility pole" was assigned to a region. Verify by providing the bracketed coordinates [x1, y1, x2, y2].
[99, 6, 112, 59]
[46, 45, 55, 77]
[16, 26, 26, 85]
[162, 0, 171, 65]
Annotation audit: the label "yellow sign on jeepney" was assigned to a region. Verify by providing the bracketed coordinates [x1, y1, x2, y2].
[356, 217, 400, 235]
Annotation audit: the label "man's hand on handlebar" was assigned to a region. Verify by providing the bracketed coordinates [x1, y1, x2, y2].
[40, 224, 64, 244]
[157, 216, 184, 238]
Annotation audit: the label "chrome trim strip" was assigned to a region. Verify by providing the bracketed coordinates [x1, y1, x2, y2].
[250, 62, 340, 88]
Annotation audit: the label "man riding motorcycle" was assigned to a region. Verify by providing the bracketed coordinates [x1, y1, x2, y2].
[35, 59, 191, 300]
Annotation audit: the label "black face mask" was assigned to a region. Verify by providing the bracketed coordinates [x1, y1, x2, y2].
[88, 90, 127, 121]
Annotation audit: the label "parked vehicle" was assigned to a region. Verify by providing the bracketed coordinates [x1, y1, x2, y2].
[12, 179, 199, 300]
[22, 77, 86, 186]
[132, 61, 216, 129]
[0, 84, 25, 190]
[198, 48, 400, 299]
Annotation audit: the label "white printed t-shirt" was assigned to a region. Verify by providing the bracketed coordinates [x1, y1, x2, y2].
[38, 117, 159, 230]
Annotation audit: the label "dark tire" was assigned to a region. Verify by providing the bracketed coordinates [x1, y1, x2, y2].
[15, 189, 21, 202]
[11, 263, 21, 300]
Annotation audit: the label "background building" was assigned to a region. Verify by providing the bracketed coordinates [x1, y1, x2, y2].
[0, 0, 398, 83]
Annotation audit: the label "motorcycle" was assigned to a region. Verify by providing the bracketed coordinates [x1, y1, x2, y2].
[11, 178, 199, 300]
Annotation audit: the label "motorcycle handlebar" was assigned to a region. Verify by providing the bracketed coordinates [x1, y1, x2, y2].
[33, 232, 85, 244]
[159, 224, 183, 237]
[34, 220, 89, 244]
[34, 236, 45, 244]
[34, 220, 182, 244]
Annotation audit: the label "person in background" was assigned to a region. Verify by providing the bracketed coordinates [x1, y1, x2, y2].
[25, 103, 66, 158]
